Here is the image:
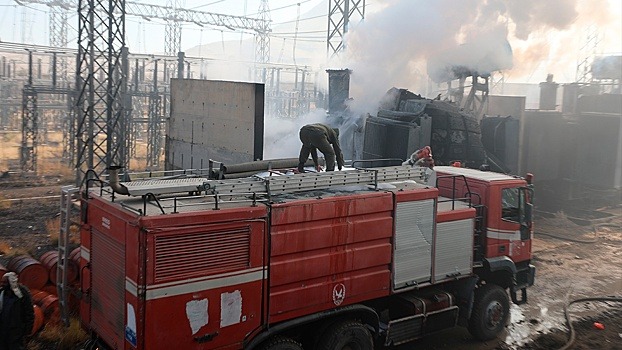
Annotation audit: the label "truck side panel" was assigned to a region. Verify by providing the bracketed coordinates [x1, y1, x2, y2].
[81, 197, 138, 350]
[269, 192, 393, 323]
[140, 210, 268, 350]
[433, 210, 475, 283]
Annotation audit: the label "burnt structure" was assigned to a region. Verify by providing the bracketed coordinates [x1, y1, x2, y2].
[362, 88, 486, 169]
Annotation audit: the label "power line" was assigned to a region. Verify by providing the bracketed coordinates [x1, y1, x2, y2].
[247, 0, 311, 16]
[272, 29, 325, 34]
[190, 0, 227, 10]
[274, 13, 326, 25]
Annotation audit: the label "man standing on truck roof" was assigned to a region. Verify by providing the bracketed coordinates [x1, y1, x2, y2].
[298, 123, 345, 172]
[0, 272, 34, 350]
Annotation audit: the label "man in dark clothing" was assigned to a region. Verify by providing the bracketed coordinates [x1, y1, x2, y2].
[0, 272, 34, 350]
[298, 123, 345, 172]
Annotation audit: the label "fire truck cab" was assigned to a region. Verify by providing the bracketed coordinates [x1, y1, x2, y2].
[77, 165, 535, 350]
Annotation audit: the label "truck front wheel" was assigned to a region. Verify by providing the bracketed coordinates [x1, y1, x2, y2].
[260, 336, 303, 350]
[317, 320, 373, 350]
[468, 284, 510, 341]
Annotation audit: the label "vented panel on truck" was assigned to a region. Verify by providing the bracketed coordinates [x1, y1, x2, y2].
[394, 199, 435, 289]
[90, 229, 125, 349]
[433, 219, 474, 283]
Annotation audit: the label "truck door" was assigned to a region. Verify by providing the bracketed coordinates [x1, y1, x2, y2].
[489, 186, 531, 262]
[141, 217, 267, 350]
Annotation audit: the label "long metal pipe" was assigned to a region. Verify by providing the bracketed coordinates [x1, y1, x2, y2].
[220, 158, 324, 175]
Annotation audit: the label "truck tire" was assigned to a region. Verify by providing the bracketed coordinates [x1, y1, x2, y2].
[468, 284, 510, 341]
[317, 320, 373, 350]
[260, 336, 303, 350]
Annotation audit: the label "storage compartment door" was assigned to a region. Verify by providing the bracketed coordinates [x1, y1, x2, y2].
[433, 219, 474, 283]
[393, 199, 435, 289]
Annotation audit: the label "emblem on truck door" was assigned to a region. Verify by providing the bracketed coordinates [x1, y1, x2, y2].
[333, 283, 346, 306]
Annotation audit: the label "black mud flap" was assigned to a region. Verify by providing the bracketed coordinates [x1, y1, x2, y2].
[511, 264, 536, 305]
[510, 287, 528, 305]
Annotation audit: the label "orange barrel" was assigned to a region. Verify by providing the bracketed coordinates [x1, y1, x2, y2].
[39, 250, 79, 285]
[69, 247, 81, 266]
[41, 283, 58, 296]
[31, 305, 44, 335]
[31, 290, 51, 306]
[0, 263, 7, 276]
[69, 247, 82, 287]
[31, 290, 60, 322]
[7, 255, 48, 290]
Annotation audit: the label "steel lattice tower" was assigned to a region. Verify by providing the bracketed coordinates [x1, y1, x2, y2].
[165, 0, 183, 57]
[146, 60, 162, 168]
[75, 0, 128, 185]
[49, 7, 68, 48]
[327, 0, 365, 58]
[20, 89, 38, 172]
[49, 7, 69, 81]
[255, 0, 271, 82]
[20, 51, 38, 173]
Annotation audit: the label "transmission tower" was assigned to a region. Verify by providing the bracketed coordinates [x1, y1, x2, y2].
[327, 0, 365, 58]
[75, 0, 128, 184]
[256, 0, 271, 82]
[147, 60, 163, 168]
[49, 7, 68, 48]
[17, 0, 269, 53]
[21, 51, 37, 173]
[576, 26, 601, 83]
[165, 0, 183, 57]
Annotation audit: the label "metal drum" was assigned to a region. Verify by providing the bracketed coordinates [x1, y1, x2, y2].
[39, 250, 78, 285]
[31, 305, 44, 335]
[7, 255, 49, 290]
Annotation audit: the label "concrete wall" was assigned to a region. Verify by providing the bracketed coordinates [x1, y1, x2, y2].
[521, 111, 571, 182]
[487, 95, 526, 119]
[486, 95, 526, 174]
[572, 112, 622, 189]
[166, 79, 264, 170]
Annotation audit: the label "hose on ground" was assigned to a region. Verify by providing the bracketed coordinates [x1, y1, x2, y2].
[557, 296, 622, 350]
[535, 231, 598, 244]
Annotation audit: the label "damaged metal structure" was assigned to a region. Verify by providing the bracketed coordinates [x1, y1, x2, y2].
[324, 69, 488, 170]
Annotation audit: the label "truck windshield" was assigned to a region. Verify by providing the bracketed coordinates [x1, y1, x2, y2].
[501, 187, 521, 223]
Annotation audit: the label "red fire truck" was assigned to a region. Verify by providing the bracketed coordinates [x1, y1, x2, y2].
[77, 164, 535, 349]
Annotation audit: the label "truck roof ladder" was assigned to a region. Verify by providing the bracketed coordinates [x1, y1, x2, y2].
[101, 166, 431, 215]
[58, 185, 80, 327]
[205, 166, 430, 198]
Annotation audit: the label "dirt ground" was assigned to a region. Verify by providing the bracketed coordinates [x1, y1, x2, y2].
[0, 173, 621, 350]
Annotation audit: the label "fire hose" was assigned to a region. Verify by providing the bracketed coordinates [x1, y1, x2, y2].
[556, 296, 622, 350]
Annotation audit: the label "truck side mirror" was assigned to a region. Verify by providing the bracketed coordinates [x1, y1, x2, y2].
[524, 203, 533, 225]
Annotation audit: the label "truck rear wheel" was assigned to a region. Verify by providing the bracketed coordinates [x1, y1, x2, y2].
[317, 320, 373, 350]
[468, 284, 510, 341]
[260, 336, 303, 350]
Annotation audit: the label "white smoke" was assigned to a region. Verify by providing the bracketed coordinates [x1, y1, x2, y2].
[332, 0, 587, 114]
[263, 109, 329, 159]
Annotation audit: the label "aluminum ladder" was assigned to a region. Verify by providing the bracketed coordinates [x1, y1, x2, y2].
[58, 185, 79, 327]
[204, 165, 431, 198]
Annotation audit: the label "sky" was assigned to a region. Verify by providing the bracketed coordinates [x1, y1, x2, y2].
[0, 0, 620, 160]
[0, 0, 620, 97]
[0, 0, 326, 53]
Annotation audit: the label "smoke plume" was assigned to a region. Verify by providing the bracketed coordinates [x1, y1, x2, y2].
[333, 0, 600, 113]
